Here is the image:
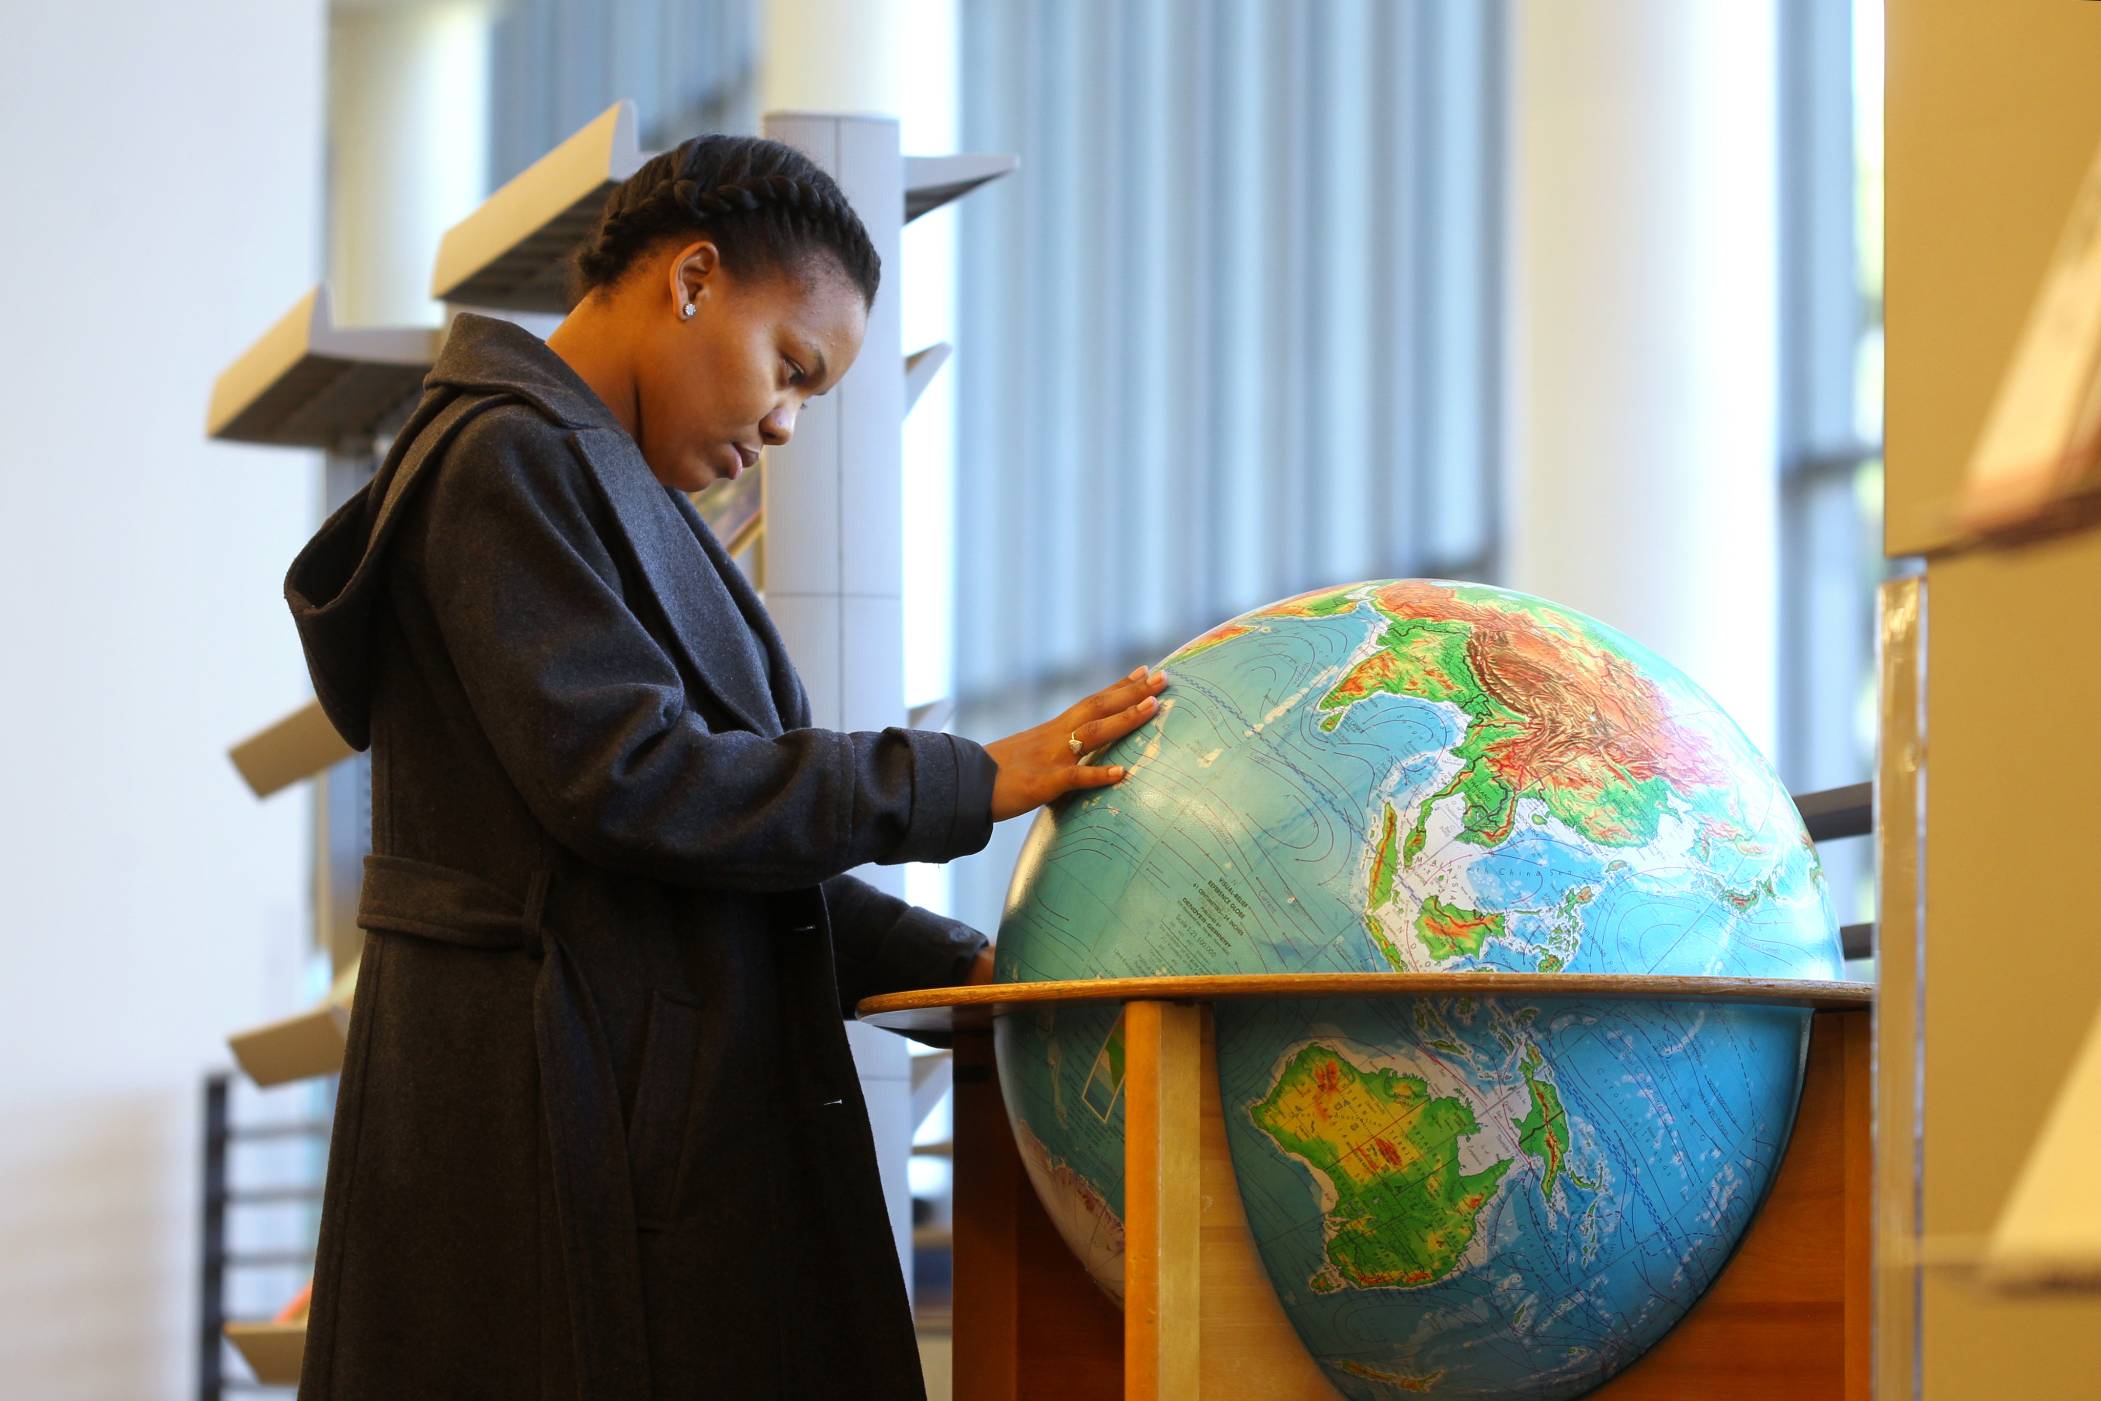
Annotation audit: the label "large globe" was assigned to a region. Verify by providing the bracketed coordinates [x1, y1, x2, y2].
[991, 579, 1841, 1400]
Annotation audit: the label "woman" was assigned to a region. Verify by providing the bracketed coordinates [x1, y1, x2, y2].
[283, 134, 1167, 1399]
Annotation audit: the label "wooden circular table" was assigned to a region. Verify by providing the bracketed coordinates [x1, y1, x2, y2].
[856, 973, 1874, 1401]
[857, 970, 1871, 1034]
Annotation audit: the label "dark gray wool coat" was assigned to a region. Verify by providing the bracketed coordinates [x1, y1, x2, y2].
[282, 311, 996, 1400]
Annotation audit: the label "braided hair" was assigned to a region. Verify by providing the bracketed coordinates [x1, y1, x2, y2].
[570, 134, 880, 311]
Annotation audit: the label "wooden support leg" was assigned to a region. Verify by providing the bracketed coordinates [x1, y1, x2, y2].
[952, 1027, 1122, 1400]
[1123, 1000, 1204, 1400]
[953, 1029, 1021, 1401]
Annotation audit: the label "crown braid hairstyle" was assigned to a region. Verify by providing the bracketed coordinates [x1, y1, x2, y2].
[569, 134, 880, 311]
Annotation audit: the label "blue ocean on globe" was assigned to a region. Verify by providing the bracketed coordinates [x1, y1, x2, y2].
[990, 579, 1842, 1399]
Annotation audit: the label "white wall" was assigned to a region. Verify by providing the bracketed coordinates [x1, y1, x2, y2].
[0, 3, 327, 1395]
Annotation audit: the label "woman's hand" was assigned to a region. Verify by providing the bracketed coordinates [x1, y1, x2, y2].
[983, 666, 1170, 822]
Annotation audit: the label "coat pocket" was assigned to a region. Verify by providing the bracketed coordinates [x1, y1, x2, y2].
[626, 987, 703, 1228]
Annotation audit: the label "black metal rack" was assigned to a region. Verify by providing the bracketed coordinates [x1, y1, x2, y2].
[1792, 782, 1876, 959]
[1795, 781, 1873, 842]
[198, 1072, 332, 1399]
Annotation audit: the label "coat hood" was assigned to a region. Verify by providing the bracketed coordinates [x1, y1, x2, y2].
[282, 314, 626, 751]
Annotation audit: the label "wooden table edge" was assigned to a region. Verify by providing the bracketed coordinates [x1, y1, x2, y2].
[857, 972, 1873, 1034]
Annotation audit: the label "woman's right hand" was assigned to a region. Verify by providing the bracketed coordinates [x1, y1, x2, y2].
[983, 666, 1170, 822]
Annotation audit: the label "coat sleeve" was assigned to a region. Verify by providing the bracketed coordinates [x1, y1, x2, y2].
[825, 873, 990, 1051]
[822, 872, 991, 1018]
[400, 407, 999, 892]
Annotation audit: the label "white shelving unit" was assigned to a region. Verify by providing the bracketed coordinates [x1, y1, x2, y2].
[756, 109, 1011, 1296]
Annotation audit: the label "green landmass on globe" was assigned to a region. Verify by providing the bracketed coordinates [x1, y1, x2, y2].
[1515, 1040, 1595, 1202]
[1237, 580, 1739, 871]
[1248, 1041, 1513, 1293]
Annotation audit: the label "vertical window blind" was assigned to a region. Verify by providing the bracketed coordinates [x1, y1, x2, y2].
[946, 0, 1508, 928]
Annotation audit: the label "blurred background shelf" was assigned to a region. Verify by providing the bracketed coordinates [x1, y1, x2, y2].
[226, 963, 356, 1087]
[228, 700, 354, 798]
[905, 341, 951, 414]
[904, 153, 1017, 222]
[430, 100, 653, 313]
[206, 286, 441, 451]
[430, 107, 1019, 314]
[221, 1322, 305, 1386]
[226, 1005, 348, 1088]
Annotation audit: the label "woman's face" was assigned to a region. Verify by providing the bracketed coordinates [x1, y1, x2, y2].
[630, 239, 868, 494]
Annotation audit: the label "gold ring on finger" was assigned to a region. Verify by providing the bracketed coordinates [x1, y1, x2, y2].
[1067, 729, 1084, 757]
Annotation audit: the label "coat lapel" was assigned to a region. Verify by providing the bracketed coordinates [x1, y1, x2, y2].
[567, 428, 783, 739]
[667, 487, 813, 732]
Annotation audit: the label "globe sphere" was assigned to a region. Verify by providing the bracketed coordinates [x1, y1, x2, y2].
[992, 579, 1841, 1400]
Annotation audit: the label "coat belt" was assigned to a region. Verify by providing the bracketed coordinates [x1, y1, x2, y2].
[356, 852, 651, 1401]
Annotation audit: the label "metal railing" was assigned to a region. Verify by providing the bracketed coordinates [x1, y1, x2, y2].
[198, 1072, 329, 1400]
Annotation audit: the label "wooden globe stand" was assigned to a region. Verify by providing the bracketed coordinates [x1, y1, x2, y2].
[858, 974, 1872, 1401]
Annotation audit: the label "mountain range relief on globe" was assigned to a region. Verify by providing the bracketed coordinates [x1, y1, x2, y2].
[989, 579, 1841, 1400]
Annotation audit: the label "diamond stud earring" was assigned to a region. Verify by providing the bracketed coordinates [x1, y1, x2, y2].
[680, 302, 696, 319]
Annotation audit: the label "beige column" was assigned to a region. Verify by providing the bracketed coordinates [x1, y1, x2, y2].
[1506, 0, 1782, 754]
[760, 0, 943, 1313]
[327, 0, 493, 328]
[760, 0, 911, 117]
[317, 0, 497, 972]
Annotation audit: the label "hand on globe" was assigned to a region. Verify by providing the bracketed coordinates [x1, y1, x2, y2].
[982, 665, 1168, 821]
